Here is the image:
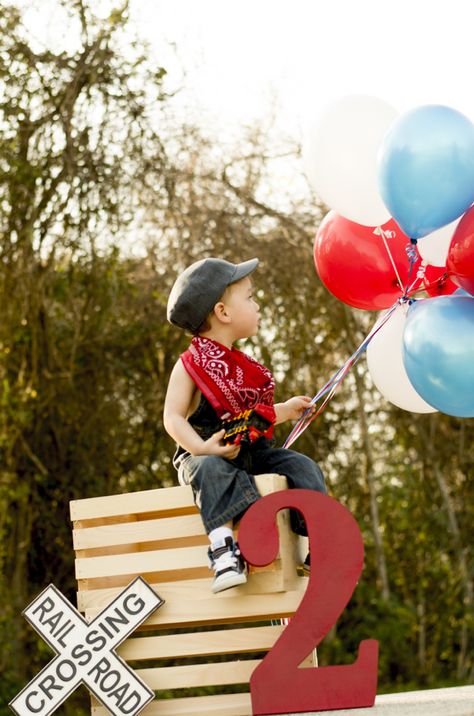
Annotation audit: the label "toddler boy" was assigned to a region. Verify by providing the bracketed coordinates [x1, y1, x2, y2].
[164, 257, 326, 593]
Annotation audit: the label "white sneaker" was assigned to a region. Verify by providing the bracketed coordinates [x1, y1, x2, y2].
[208, 537, 247, 593]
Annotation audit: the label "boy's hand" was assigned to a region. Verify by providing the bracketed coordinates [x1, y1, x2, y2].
[196, 429, 241, 459]
[275, 395, 315, 423]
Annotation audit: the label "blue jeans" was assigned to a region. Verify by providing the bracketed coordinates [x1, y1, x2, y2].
[174, 438, 326, 534]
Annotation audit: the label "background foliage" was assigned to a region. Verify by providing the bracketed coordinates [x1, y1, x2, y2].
[1, 2, 472, 712]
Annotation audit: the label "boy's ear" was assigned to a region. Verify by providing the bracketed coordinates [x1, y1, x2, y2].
[213, 301, 231, 323]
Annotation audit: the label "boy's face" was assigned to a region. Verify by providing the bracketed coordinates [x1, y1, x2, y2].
[222, 276, 260, 339]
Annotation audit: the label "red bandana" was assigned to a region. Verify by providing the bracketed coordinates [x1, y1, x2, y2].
[181, 336, 276, 421]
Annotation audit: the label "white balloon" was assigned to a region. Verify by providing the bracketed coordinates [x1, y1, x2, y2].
[366, 303, 437, 413]
[417, 219, 459, 266]
[303, 95, 398, 226]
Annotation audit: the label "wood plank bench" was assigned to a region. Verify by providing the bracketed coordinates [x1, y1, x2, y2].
[70, 474, 311, 716]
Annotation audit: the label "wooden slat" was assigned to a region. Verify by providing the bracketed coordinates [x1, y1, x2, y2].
[84, 582, 306, 627]
[118, 625, 285, 660]
[76, 570, 292, 612]
[76, 569, 211, 592]
[76, 548, 288, 585]
[74, 538, 209, 560]
[80, 565, 287, 594]
[255, 473, 287, 494]
[77, 579, 209, 612]
[70, 485, 195, 522]
[91, 692, 252, 716]
[73, 513, 205, 550]
[75, 544, 208, 580]
[136, 659, 259, 690]
[71, 474, 284, 523]
[77, 570, 282, 612]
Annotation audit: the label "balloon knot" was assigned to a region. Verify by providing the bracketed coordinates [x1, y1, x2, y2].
[405, 241, 418, 264]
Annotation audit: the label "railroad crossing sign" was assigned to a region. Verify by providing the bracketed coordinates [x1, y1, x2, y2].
[10, 577, 164, 716]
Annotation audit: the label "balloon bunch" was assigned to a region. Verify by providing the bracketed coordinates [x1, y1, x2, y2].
[286, 97, 474, 446]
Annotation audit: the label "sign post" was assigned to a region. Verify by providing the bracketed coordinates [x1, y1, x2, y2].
[10, 577, 163, 716]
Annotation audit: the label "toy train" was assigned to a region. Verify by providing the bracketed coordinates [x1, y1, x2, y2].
[221, 404, 275, 445]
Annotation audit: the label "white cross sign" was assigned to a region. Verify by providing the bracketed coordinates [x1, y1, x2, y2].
[9, 577, 164, 716]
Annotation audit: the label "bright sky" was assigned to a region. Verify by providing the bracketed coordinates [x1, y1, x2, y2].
[126, 0, 474, 142]
[21, 0, 474, 143]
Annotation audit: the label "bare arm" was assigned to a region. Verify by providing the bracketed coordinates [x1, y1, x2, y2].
[163, 359, 240, 458]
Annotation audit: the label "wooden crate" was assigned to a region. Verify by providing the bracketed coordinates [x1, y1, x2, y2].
[70, 474, 310, 716]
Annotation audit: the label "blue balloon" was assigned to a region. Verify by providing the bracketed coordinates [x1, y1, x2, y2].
[378, 105, 474, 239]
[454, 287, 473, 297]
[403, 296, 474, 417]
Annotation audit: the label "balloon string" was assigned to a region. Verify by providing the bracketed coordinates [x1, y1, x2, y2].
[282, 300, 401, 449]
[375, 226, 405, 294]
[283, 230, 429, 448]
[407, 272, 448, 297]
[376, 227, 424, 298]
[403, 238, 421, 297]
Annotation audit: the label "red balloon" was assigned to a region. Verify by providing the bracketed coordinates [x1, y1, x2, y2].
[423, 265, 457, 297]
[446, 205, 474, 295]
[314, 212, 420, 310]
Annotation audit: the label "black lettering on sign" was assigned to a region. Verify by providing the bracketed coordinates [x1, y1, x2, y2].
[32, 597, 55, 623]
[38, 674, 63, 701]
[123, 594, 145, 616]
[25, 691, 45, 714]
[71, 643, 93, 666]
[87, 656, 112, 684]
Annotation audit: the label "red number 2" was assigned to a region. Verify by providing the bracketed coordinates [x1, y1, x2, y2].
[239, 489, 379, 715]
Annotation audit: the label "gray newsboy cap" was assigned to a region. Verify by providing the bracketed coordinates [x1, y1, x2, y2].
[167, 257, 259, 333]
